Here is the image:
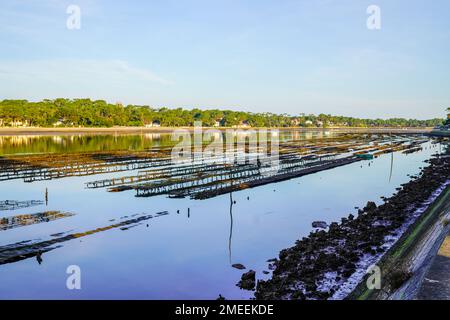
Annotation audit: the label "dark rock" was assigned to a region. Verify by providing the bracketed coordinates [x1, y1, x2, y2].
[388, 270, 412, 290]
[291, 290, 306, 300]
[364, 201, 377, 212]
[232, 263, 246, 270]
[312, 221, 328, 229]
[237, 270, 256, 290]
[36, 250, 43, 265]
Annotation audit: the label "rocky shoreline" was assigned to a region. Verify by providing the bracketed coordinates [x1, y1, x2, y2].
[251, 146, 450, 300]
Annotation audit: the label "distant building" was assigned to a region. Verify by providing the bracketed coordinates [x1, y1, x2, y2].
[10, 120, 29, 127]
[143, 120, 161, 128]
[53, 119, 64, 127]
[240, 120, 251, 128]
[232, 120, 251, 128]
[53, 118, 73, 127]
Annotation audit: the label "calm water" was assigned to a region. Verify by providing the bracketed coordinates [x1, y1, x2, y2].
[0, 131, 442, 299]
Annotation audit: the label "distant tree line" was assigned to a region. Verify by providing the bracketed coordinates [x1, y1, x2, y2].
[0, 99, 445, 128]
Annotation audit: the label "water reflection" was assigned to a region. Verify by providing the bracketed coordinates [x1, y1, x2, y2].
[0, 134, 172, 155]
[229, 192, 234, 265]
[0, 200, 43, 211]
[0, 211, 169, 266]
[0, 131, 385, 156]
[36, 250, 43, 265]
[389, 133, 394, 182]
[0, 211, 74, 231]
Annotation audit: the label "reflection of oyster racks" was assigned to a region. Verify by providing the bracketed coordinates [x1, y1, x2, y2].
[0, 200, 44, 211]
[21, 158, 173, 183]
[0, 211, 74, 231]
[0, 211, 169, 266]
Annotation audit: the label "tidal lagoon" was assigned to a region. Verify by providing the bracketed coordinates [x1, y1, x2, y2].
[0, 130, 446, 299]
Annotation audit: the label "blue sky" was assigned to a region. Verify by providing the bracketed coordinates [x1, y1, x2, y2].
[0, 0, 449, 119]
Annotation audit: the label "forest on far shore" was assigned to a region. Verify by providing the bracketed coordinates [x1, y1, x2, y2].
[0, 99, 445, 128]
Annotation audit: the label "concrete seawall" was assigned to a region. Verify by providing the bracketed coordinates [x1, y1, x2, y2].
[348, 182, 450, 300]
[417, 233, 450, 299]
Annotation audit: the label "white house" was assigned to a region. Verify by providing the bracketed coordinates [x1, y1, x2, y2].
[53, 119, 64, 127]
[144, 120, 161, 128]
[240, 120, 251, 128]
[10, 120, 29, 127]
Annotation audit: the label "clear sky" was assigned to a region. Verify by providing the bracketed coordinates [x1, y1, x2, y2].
[0, 0, 449, 119]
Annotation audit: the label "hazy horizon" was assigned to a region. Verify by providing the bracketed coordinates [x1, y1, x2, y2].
[1, 1, 449, 119]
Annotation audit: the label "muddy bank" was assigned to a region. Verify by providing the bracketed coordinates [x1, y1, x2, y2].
[253, 147, 450, 300]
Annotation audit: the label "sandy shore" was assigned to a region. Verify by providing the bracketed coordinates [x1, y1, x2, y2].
[0, 126, 434, 136]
